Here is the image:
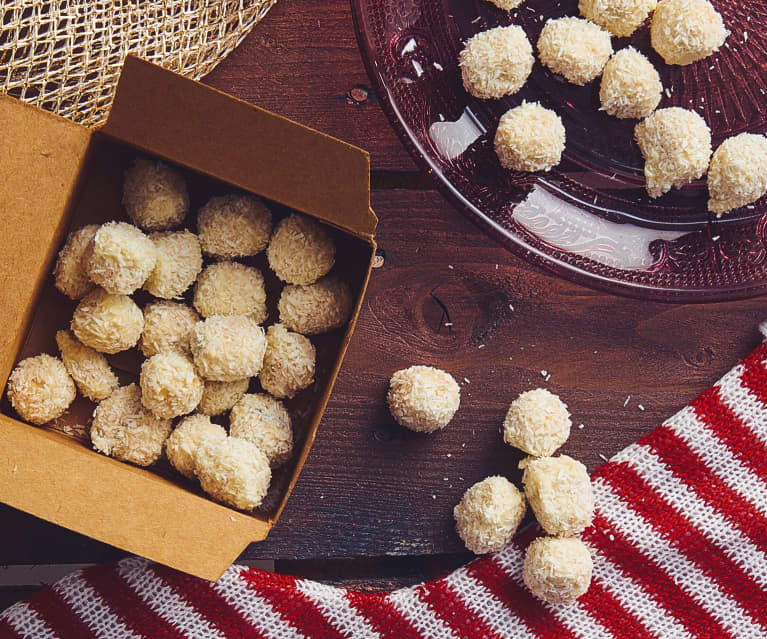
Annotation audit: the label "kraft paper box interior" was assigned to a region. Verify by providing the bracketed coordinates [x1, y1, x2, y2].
[0, 56, 377, 581]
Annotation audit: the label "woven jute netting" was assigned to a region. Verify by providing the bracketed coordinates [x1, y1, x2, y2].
[0, 1, 277, 126]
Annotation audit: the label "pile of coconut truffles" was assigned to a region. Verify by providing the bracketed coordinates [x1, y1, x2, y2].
[6, 157, 354, 512]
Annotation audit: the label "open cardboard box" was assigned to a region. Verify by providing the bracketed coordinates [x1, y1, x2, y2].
[0, 56, 377, 581]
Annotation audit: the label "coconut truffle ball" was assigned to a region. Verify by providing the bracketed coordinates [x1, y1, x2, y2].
[123, 158, 189, 231]
[165, 414, 227, 479]
[71, 289, 144, 354]
[53, 225, 99, 300]
[140, 352, 204, 419]
[651, 0, 728, 66]
[538, 17, 613, 86]
[523, 537, 593, 604]
[191, 315, 267, 382]
[194, 436, 272, 510]
[7, 354, 75, 425]
[56, 330, 118, 402]
[267, 214, 335, 285]
[90, 384, 172, 466]
[85, 222, 158, 295]
[459, 25, 534, 100]
[197, 194, 272, 259]
[387, 365, 460, 433]
[230, 393, 293, 467]
[259, 324, 316, 399]
[454, 476, 526, 554]
[143, 230, 203, 299]
[486, 0, 525, 8]
[495, 102, 566, 173]
[139, 301, 199, 357]
[579, 0, 657, 38]
[600, 47, 662, 119]
[708, 133, 767, 215]
[503, 388, 571, 456]
[278, 276, 353, 335]
[635, 107, 712, 198]
[522, 455, 594, 536]
[193, 262, 267, 324]
[198, 378, 251, 416]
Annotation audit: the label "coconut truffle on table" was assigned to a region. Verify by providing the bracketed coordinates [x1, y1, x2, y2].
[230, 393, 293, 467]
[144, 230, 202, 299]
[267, 213, 335, 285]
[651, 0, 728, 66]
[198, 378, 251, 416]
[503, 388, 571, 456]
[495, 102, 566, 173]
[197, 194, 272, 259]
[71, 289, 144, 354]
[53, 224, 99, 300]
[523, 536, 593, 604]
[278, 276, 353, 335]
[708, 133, 767, 215]
[85, 222, 158, 295]
[538, 17, 613, 86]
[259, 324, 316, 399]
[191, 315, 266, 382]
[579, 0, 657, 38]
[56, 330, 118, 402]
[139, 301, 199, 357]
[387, 365, 460, 433]
[193, 261, 267, 324]
[7, 354, 76, 425]
[122, 158, 189, 231]
[166, 414, 227, 479]
[600, 47, 662, 120]
[140, 351, 204, 419]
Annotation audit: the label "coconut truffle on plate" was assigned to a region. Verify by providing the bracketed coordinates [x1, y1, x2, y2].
[459, 25, 534, 100]
[708, 133, 767, 215]
[387, 365, 460, 433]
[230, 393, 293, 467]
[71, 289, 144, 354]
[140, 352, 204, 419]
[193, 262, 267, 324]
[267, 214, 335, 285]
[56, 330, 118, 402]
[503, 388, 571, 456]
[53, 224, 99, 300]
[197, 194, 272, 259]
[259, 324, 316, 399]
[454, 476, 526, 554]
[537, 17, 613, 86]
[523, 537, 593, 604]
[144, 230, 202, 299]
[85, 222, 158, 295]
[579, 0, 657, 38]
[191, 315, 266, 382]
[122, 157, 189, 231]
[7, 354, 75, 425]
[278, 276, 353, 335]
[495, 102, 566, 173]
[165, 414, 227, 479]
[651, 0, 728, 66]
[139, 301, 199, 357]
[600, 47, 662, 119]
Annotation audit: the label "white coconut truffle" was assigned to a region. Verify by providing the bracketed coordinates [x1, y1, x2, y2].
[144, 230, 202, 299]
[165, 414, 227, 479]
[538, 17, 613, 86]
[85, 222, 158, 295]
[194, 436, 272, 510]
[635, 107, 712, 198]
[454, 476, 526, 554]
[198, 379, 250, 416]
[266, 214, 335, 285]
[651, 0, 728, 66]
[56, 330, 118, 402]
[230, 394, 293, 467]
[191, 315, 267, 382]
[523, 537, 593, 604]
[278, 276, 353, 335]
[495, 102, 566, 173]
[7, 354, 75, 425]
[71, 289, 144, 354]
[53, 225, 98, 300]
[197, 194, 272, 259]
[140, 352, 204, 419]
[708, 133, 767, 214]
[486, 0, 525, 8]
[259, 324, 316, 399]
[90, 384, 172, 466]
[123, 158, 189, 231]
[600, 47, 662, 119]
[193, 262, 267, 324]
[579, 0, 657, 37]
[139, 301, 200, 357]
[459, 25, 534, 100]
[503, 388, 571, 456]
[387, 365, 460, 433]
[521, 455, 594, 536]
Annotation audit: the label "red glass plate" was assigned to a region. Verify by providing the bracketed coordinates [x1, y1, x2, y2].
[351, 0, 767, 301]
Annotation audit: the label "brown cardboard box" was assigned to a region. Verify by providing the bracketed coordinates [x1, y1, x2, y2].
[0, 56, 377, 581]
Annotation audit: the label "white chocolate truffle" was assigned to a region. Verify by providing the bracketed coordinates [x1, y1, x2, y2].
[197, 194, 272, 259]
[651, 0, 728, 66]
[53, 225, 98, 300]
[7, 354, 75, 425]
[85, 222, 158, 295]
[259, 324, 316, 399]
[230, 393, 293, 467]
[198, 378, 251, 416]
[90, 384, 172, 466]
[139, 301, 200, 357]
[523, 537, 593, 604]
[140, 352, 204, 419]
[635, 107, 712, 198]
[56, 330, 118, 402]
[503, 388, 571, 456]
[454, 476, 526, 554]
[459, 25, 534, 100]
[521, 455, 594, 535]
[387, 365, 460, 433]
[191, 315, 266, 382]
[495, 102, 566, 172]
[579, 0, 657, 37]
[267, 214, 335, 285]
[278, 276, 353, 335]
[708, 133, 767, 214]
[193, 262, 267, 324]
[122, 158, 189, 231]
[165, 414, 227, 479]
[195, 436, 272, 510]
[600, 47, 662, 119]
[144, 230, 203, 299]
[71, 289, 144, 354]
[538, 17, 613, 86]
[486, 0, 525, 8]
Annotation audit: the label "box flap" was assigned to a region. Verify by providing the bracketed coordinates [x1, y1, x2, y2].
[101, 57, 377, 240]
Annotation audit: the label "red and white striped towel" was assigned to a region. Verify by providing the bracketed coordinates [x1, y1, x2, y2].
[2, 343, 767, 638]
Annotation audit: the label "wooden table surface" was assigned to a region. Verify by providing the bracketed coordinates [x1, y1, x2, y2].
[2, 0, 766, 601]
